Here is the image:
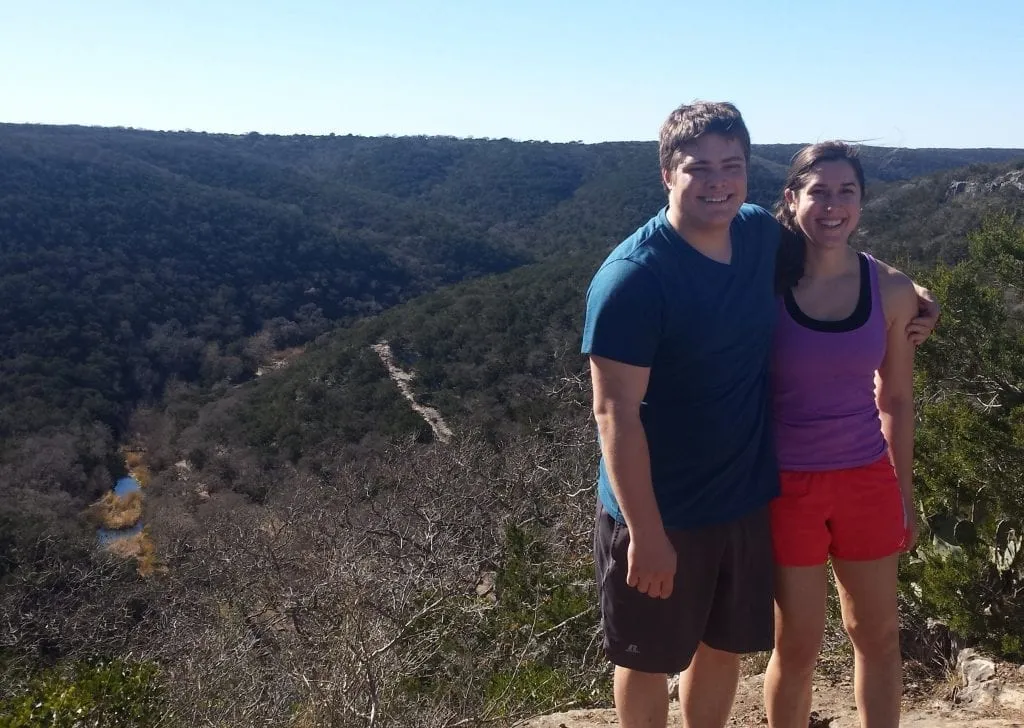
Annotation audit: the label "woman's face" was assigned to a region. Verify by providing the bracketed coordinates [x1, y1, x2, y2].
[785, 160, 862, 249]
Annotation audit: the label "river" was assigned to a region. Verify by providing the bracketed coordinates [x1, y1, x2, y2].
[96, 475, 144, 544]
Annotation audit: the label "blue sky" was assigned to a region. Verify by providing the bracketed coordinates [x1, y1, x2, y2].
[2, 0, 1022, 148]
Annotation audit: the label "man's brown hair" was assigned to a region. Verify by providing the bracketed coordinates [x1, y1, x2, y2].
[658, 101, 752, 178]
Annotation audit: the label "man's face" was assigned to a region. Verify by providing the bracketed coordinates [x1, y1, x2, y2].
[662, 134, 748, 232]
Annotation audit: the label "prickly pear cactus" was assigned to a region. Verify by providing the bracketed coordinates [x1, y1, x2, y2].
[992, 519, 1022, 573]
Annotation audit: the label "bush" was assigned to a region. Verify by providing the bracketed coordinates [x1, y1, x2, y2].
[0, 660, 165, 728]
[904, 215, 1024, 659]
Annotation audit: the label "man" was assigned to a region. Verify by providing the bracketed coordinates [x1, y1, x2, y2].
[582, 101, 937, 728]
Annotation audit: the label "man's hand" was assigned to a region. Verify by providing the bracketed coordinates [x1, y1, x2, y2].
[626, 530, 677, 599]
[907, 283, 940, 346]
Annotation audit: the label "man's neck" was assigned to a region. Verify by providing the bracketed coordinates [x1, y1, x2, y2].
[666, 206, 732, 262]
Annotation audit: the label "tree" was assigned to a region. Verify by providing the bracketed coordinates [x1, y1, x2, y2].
[905, 215, 1024, 658]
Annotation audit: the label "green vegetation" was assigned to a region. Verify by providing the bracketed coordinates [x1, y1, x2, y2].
[904, 215, 1024, 659]
[861, 161, 1024, 262]
[1, 126, 1023, 725]
[0, 660, 164, 728]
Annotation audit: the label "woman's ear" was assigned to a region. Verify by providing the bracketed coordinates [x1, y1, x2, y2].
[783, 187, 796, 211]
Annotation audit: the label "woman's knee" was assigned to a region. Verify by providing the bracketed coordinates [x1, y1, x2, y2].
[844, 614, 900, 659]
[772, 630, 822, 674]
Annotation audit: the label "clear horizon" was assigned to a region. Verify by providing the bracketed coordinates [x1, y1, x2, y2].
[2, 0, 1022, 149]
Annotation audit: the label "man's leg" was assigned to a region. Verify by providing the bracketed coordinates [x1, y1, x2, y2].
[764, 565, 829, 728]
[595, 504, 722, 728]
[678, 642, 740, 728]
[832, 555, 901, 728]
[689, 506, 776, 728]
[615, 667, 669, 728]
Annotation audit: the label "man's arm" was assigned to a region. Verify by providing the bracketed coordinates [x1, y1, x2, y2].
[907, 281, 940, 346]
[590, 355, 676, 599]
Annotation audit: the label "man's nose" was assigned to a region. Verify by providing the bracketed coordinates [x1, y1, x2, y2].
[706, 169, 726, 187]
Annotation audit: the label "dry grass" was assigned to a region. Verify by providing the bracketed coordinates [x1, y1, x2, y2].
[742, 651, 772, 676]
[124, 449, 151, 485]
[104, 529, 163, 576]
[130, 465, 151, 486]
[88, 490, 143, 529]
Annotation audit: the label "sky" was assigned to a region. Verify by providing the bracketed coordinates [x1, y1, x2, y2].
[1, 0, 1022, 148]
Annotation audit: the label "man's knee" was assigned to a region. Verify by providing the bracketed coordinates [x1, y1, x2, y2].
[615, 665, 670, 699]
[691, 641, 743, 667]
[616, 665, 669, 683]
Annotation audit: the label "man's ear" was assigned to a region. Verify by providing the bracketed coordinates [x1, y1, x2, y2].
[661, 167, 673, 190]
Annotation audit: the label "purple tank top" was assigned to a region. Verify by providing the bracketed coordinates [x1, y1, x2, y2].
[771, 252, 888, 471]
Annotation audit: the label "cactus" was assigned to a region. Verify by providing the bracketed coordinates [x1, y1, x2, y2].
[926, 512, 1022, 575]
[992, 519, 1022, 573]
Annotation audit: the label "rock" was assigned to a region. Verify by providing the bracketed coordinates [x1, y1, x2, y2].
[959, 680, 1001, 708]
[666, 673, 679, 701]
[958, 649, 997, 686]
[953, 649, 1024, 713]
[988, 169, 1024, 194]
[996, 683, 1024, 714]
[475, 571, 497, 600]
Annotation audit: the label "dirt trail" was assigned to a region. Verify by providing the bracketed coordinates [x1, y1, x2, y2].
[519, 673, 1023, 727]
[371, 341, 453, 443]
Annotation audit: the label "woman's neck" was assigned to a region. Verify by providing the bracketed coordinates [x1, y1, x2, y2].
[802, 243, 858, 280]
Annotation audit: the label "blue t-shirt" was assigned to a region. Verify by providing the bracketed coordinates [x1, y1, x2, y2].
[582, 203, 781, 529]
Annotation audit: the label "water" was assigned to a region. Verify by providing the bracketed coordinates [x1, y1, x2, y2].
[97, 476, 144, 544]
[112, 476, 141, 497]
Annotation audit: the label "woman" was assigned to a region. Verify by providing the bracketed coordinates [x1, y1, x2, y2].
[764, 141, 919, 728]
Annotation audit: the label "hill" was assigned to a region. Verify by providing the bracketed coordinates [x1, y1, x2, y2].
[2, 125, 1023, 727]
[860, 162, 1024, 262]
[2, 124, 1021, 457]
[178, 159, 1023, 472]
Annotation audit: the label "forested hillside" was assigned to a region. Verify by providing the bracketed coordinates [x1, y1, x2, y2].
[1, 125, 1023, 726]
[861, 162, 1024, 261]
[3, 124, 1021, 456]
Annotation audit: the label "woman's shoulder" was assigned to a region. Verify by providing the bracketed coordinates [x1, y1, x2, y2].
[867, 255, 917, 320]
[873, 258, 914, 290]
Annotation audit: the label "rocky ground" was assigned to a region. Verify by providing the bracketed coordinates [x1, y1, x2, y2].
[519, 651, 1024, 727]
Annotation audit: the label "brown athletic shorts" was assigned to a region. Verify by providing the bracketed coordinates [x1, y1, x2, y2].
[594, 502, 775, 673]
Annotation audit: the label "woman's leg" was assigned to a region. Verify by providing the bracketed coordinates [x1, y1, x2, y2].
[764, 564, 829, 728]
[832, 555, 901, 728]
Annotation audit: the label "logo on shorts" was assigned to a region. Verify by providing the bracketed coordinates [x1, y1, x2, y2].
[626, 644, 640, 655]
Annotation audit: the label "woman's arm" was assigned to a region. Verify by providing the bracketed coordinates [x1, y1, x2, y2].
[877, 265, 920, 548]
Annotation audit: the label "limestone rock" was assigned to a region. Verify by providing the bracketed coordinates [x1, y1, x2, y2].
[958, 648, 997, 686]
[666, 673, 679, 701]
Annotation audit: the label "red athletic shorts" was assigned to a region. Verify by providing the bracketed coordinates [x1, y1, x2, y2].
[770, 456, 908, 566]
